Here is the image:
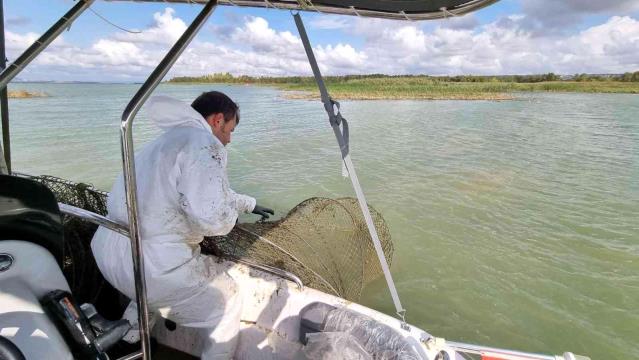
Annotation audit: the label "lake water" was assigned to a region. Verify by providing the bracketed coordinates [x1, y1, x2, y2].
[6, 83, 639, 359]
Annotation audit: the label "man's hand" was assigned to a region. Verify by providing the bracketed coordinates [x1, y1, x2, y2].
[252, 204, 275, 219]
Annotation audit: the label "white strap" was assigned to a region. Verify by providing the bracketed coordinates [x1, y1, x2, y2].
[343, 154, 406, 322]
[293, 13, 407, 326]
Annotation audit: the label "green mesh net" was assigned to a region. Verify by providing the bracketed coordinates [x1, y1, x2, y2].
[21, 173, 394, 303]
[16, 173, 121, 318]
[202, 197, 393, 301]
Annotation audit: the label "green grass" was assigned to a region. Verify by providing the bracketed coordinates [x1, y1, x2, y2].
[509, 81, 639, 93]
[168, 74, 639, 100]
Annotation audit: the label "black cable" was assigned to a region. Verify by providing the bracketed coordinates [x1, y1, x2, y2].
[88, 7, 142, 34]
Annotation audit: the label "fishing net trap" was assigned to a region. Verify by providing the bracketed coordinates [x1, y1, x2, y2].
[19, 173, 394, 304]
[202, 197, 394, 301]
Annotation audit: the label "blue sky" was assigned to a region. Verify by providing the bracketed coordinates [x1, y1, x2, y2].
[4, 0, 639, 81]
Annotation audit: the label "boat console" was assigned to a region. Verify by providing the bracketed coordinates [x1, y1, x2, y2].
[0, 175, 130, 359]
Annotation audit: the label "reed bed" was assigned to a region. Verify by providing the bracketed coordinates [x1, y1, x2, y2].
[169, 74, 639, 100]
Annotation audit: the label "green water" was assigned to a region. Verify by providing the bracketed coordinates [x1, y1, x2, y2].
[7, 83, 639, 359]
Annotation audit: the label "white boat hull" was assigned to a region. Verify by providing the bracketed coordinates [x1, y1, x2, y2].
[153, 261, 443, 359]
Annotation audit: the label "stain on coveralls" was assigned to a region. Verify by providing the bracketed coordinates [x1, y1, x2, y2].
[91, 95, 256, 359]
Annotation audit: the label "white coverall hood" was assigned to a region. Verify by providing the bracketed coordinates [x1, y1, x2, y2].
[91, 95, 256, 359]
[146, 95, 212, 134]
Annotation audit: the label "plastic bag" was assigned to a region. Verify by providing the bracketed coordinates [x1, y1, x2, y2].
[323, 309, 421, 360]
[302, 332, 372, 360]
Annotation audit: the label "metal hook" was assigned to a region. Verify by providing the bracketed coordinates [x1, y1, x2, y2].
[397, 309, 409, 330]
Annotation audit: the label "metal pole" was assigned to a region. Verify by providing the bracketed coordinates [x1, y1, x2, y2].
[0, 143, 6, 175]
[120, 1, 217, 359]
[58, 203, 130, 237]
[0, 0, 9, 174]
[0, 0, 94, 89]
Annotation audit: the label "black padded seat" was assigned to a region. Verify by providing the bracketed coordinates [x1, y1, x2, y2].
[0, 174, 64, 266]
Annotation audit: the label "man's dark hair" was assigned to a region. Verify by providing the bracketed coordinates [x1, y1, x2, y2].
[191, 91, 240, 124]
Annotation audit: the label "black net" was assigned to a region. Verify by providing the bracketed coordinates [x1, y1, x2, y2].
[20, 174, 394, 305]
[17, 173, 123, 319]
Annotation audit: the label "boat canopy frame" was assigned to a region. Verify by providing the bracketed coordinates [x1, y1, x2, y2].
[107, 0, 499, 21]
[0, 0, 9, 174]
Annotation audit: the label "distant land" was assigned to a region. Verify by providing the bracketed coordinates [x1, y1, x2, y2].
[168, 72, 639, 100]
[7, 90, 49, 99]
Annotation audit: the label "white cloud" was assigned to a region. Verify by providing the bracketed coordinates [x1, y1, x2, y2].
[577, 16, 639, 55]
[554, 16, 639, 73]
[230, 17, 301, 55]
[91, 40, 150, 67]
[113, 8, 186, 45]
[6, 31, 40, 52]
[316, 44, 367, 72]
[5, 8, 639, 82]
[522, 0, 639, 28]
[352, 14, 639, 75]
[5, 8, 186, 80]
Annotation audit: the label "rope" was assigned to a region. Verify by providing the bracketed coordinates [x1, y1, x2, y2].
[400, 10, 412, 21]
[263, 0, 280, 10]
[296, 0, 323, 13]
[89, 7, 142, 34]
[440, 7, 458, 18]
[296, 0, 310, 10]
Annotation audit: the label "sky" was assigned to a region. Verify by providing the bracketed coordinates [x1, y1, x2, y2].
[3, 0, 639, 82]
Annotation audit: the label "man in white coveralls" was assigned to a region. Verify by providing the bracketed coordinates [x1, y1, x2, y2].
[91, 91, 274, 359]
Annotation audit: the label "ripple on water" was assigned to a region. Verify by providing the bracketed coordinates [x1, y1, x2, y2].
[9, 85, 639, 359]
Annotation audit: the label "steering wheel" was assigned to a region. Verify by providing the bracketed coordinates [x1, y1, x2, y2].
[0, 336, 26, 360]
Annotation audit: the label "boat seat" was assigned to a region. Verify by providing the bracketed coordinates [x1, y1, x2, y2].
[0, 174, 64, 266]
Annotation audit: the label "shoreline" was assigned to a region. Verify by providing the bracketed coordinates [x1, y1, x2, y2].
[166, 82, 517, 101]
[280, 90, 515, 101]
[167, 76, 639, 101]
